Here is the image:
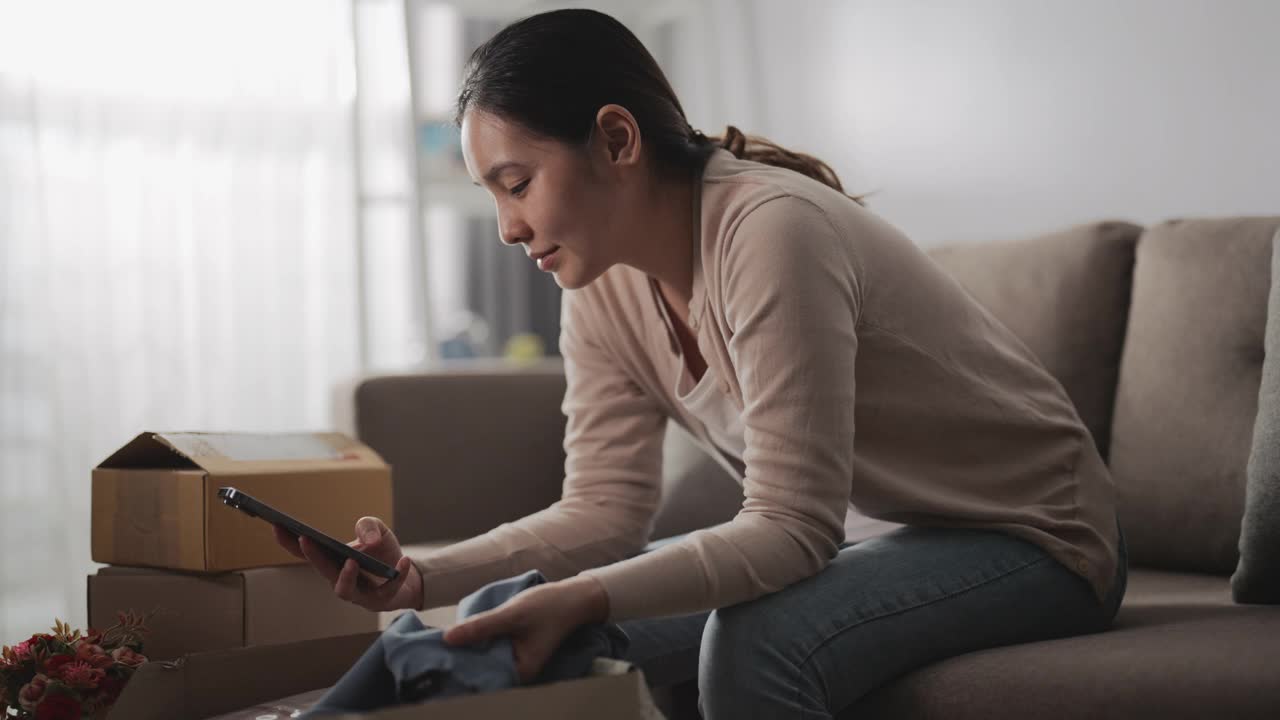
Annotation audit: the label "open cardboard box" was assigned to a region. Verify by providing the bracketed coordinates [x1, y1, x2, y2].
[105, 631, 667, 719]
[91, 432, 392, 572]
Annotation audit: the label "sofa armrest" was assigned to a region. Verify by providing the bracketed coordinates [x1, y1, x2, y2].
[354, 361, 568, 545]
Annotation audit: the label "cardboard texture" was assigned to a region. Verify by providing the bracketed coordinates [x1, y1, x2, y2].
[379, 605, 458, 632]
[106, 632, 379, 720]
[91, 431, 392, 571]
[87, 564, 381, 661]
[106, 632, 667, 720]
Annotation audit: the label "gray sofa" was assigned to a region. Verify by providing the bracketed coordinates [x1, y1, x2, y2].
[354, 216, 1280, 719]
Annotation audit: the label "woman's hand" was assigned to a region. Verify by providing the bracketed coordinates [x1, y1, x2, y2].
[273, 516, 423, 612]
[442, 575, 610, 683]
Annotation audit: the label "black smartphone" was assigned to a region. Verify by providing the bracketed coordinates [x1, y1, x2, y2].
[217, 486, 400, 580]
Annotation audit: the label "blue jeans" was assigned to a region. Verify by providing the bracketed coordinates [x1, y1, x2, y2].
[619, 522, 1128, 719]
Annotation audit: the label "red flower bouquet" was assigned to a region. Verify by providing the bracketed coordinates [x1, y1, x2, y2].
[1, 613, 152, 719]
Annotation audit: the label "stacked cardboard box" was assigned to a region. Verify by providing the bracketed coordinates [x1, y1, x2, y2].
[86, 433, 668, 718]
[87, 431, 391, 660]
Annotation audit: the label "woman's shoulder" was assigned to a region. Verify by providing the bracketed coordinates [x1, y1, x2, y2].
[700, 149, 886, 248]
[700, 152, 937, 318]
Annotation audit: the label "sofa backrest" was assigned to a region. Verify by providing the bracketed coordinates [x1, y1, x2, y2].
[927, 221, 1141, 460]
[931, 217, 1280, 575]
[1108, 217, 1280, 574]
[356, 366, 569, 545]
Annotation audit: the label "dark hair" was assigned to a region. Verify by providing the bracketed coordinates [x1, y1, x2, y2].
[455, 8, 862, 203]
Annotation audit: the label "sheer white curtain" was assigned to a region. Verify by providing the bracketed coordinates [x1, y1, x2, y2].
[0, 0, 361, 643]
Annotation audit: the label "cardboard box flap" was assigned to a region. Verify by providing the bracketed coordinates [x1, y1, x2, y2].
[98, 431, 387, 475]
[108, 632, 381, 720]
[97, 432, 202, 470]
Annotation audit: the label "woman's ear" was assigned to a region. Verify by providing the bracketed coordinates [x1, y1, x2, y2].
[593, 104, 642, 167]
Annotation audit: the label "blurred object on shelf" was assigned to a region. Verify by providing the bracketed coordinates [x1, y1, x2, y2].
[437, 310, 491, 359]
[504, 332, 547, 364]
[466, 215, 563, 359]
[417, 120, 466, 180]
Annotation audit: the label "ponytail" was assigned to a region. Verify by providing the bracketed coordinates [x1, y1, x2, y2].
[696, 125, 865, 205]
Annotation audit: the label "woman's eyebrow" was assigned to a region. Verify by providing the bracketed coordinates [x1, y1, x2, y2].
[475, 160, 525, 186]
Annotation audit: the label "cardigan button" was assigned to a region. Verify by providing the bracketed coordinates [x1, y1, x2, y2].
[1076, 558, 1090, 574]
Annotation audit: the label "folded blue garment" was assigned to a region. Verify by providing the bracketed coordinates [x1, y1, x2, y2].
[301, 570, 630, 716]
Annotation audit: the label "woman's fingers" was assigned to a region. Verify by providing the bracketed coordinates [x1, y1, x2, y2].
[368, 556, 412, 604]
[514, 647, 543, 685]
[354, 516, 403, 557]
[333, 558, 361, 602]
[445, 605, 510, 646]
[298, 536, 342, 584]
[300, 536, 411, 611]
[442, 617, 480, 646]
[444, 604, 549, 682]
[272, 524, 304, 559]
[354, 516, 385, 545]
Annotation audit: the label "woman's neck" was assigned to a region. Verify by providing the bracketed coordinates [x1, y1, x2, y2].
[621, 169, 698, 311]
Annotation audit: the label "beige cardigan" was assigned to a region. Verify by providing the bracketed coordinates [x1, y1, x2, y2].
[412, 149, 1120, 622]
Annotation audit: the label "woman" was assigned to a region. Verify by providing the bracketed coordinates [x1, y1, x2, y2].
[278, 9, 1127, 718]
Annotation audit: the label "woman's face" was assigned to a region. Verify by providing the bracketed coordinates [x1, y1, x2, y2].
[460, 109, 627, 290]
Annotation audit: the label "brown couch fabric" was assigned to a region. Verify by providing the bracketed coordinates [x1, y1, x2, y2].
[1109, 217, 1280, 574]
[927, 221, 1140, 460]
[1232, 228, 1280, 602]
[355, 368, 568, 545]
[855, 569, 1279, 720]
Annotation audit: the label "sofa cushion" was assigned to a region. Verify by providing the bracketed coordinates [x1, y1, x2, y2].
[1109, 217, 1280, 574]
[855, 569, 1280, 720]
[1232, 228, 1280, 602]
[927, 221, 1140, 459]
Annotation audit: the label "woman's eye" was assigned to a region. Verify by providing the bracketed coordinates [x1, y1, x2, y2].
[510, 179, 530, 197]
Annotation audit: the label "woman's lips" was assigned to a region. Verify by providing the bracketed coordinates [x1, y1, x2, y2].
[536, 246, 560, 271]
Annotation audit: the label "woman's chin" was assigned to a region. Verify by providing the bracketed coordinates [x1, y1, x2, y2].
[553, 271, 583, 290]
[551, 261, 597, 290]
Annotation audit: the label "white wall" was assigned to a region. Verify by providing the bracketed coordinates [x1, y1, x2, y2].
[694, 0, 1280, 247]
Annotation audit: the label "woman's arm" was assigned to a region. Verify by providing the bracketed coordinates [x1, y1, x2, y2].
[410, 288, 668, 610]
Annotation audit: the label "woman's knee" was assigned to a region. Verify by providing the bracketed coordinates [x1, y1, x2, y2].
[699, 605, 760, 680]
[697, 602, 822, 716]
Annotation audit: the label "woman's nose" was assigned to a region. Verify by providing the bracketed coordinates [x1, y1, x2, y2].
[497, 210, 528, 246]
